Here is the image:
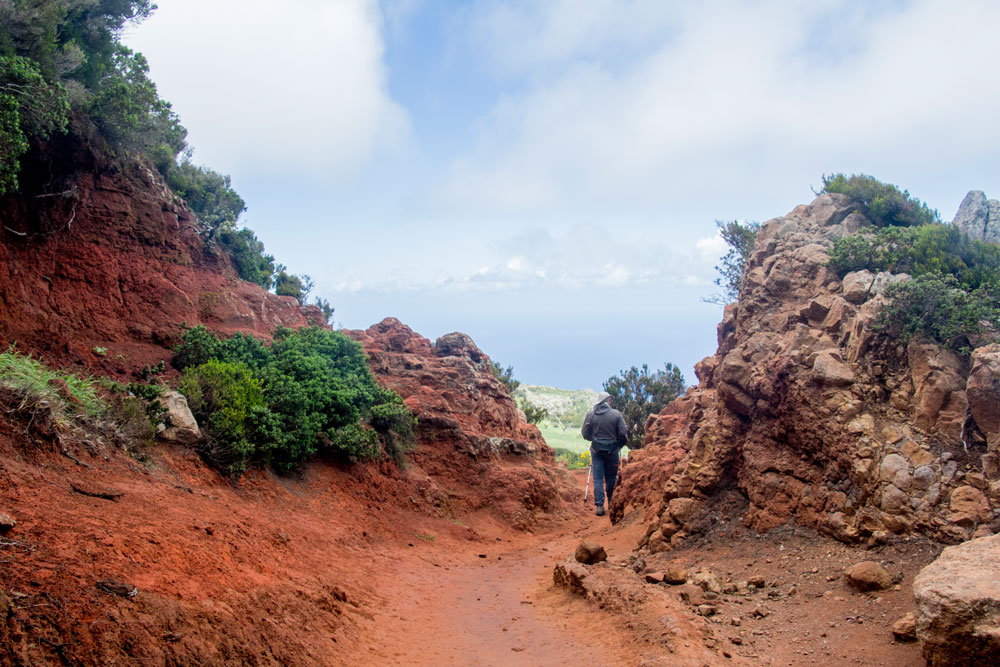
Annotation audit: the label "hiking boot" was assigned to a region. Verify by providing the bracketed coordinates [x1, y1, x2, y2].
[595, 505, 605, 516]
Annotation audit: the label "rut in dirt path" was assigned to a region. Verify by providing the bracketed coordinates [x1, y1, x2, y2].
[349, 519, 643, 667]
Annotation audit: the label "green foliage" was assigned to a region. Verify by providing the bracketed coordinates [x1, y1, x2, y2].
[173, 326, 413, 472]
[274, 267, 314, 305]
[874, 274, 1000, 352]
[519, 400, 548, 425]
[828, 224, 1000, 290]
[87, 46, 186, 163]
[821, 173, 939, 228]
[0, 347, 103, 417]
[553, 447, 591, 470]
[490, 361, 520, 395]
[217, 227, 276, 289]
[603, 363, 686, 449]
[314, 297, 335, 325]
[0, 55, 69, 194]
[706, 219, 760, 305]
[164, 160, 246, 231]
[179, 360, 270, 475]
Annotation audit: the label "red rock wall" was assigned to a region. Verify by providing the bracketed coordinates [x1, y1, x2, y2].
[614, 194, 1000, 549]
[0, 167, 320, 377]
[347, 318, 579, 528]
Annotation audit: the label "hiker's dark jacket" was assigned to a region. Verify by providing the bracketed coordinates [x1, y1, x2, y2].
[581, 403, 627, 450]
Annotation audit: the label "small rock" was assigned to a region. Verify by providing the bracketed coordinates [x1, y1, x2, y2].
[0, 513, 15, 533]
[844, 561, 892, 591]
[697, 604, 718, 617]
[676, 583, 707, 606]
[574, 541, 607, 564]
[891, 613, 917, 642]
[644, 572, 665, 584]
[691, 569, 723, 593]
[751, 605, 769, 618]
[747, 575, 766, 588]
[664, 564, 688, 584]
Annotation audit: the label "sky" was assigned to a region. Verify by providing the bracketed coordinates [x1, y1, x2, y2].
[124, 0, 1000, 390]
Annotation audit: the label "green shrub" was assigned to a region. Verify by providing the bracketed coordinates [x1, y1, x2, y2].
[179, 360, 271, 474]
[829, 224, 1000, 290]
[274, 268, 313, 305]
[706, 219, 760, 305]
[172, 326, 414, 472]
[874, 274, 1000, 351]
[519, 400, 548, 425]
[821, 173, 939, 227]
[368, 391, 417, 464]
[217, 227, 276, 289]
[554, 447, 591, 470]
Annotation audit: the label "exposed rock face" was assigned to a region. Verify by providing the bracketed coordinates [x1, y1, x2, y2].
[953, 190, 1000, 244]
[613, 193, 1000, 546]
[346, 318, 576, 527]
[913, 533, 1000, 666]
[0, 169, 320, 376]
[967, 344, 1000, 452]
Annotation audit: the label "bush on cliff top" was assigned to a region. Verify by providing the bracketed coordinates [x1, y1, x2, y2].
[821, 173, 939, 228]
[873, 274, 1000, 352]
[174, 325, 414, 473]
[829, 223, 1000, 290]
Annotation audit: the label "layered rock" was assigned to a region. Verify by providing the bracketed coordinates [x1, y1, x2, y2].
[347, 318, 577, 527]
[614, 193, 1000, 548]
[913, 533, 1000, 665]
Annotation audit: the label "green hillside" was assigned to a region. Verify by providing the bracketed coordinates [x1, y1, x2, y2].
[515, 385, 601, 466]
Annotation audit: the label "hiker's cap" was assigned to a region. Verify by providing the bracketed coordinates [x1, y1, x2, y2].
[596, 392, 612, 405]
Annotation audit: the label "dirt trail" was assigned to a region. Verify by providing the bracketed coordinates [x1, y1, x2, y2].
[346, 472, 649, 666]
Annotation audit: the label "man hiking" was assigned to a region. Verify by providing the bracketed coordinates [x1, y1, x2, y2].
[581, 392, 627, 517]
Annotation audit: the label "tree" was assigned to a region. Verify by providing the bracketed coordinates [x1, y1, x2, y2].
[518, 399, 548, 425]
[705, 219, 760, 305]
[603, 363, 686, 449]
[490, 361, 520, 395]
[274, 266, 314, 305]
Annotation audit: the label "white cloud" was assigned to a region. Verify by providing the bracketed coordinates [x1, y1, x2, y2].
[125, 0, 408, 177]
[432, 1, 1000, 221]
[329, 224, 719, 293]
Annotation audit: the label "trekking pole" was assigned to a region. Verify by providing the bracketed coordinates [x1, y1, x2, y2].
[583, 464, 592, 502]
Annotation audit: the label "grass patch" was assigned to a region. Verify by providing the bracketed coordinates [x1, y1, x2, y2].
[0, 347, 103, 417]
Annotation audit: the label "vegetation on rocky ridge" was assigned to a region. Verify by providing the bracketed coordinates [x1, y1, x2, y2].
[174, 325, 415, 473]
[826, 175, 1000, 352]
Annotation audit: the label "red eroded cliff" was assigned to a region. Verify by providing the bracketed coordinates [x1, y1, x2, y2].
[347, 318, 579, 528]
[0, 165, 321, 377]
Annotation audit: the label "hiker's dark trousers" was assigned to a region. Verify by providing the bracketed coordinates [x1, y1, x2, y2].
[591, 448, 620, 508]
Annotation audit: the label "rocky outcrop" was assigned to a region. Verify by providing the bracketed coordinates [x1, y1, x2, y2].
[614, 193, 1000, 547]
[0, 168, 321, 377]
[156, 391, 201, 444]
[346, 318, 577, 527]
[913, 533, 1000, 665]
[953, 190, 1000, 244]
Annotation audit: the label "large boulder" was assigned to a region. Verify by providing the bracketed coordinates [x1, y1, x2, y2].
[157, 391, 201, 444]
[913, 533, 1000, 665]
[953, 190, 1000, 244]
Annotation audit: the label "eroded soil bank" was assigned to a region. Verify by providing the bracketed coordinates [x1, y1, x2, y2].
[2, 436, 939, 666]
